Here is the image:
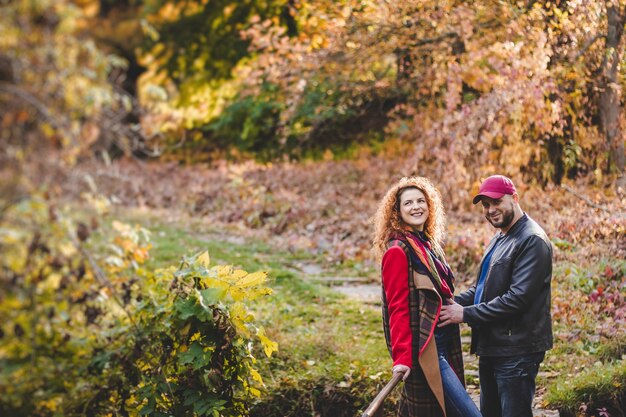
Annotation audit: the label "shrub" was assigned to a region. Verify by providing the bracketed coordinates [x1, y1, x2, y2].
[0, 195, 276, 417]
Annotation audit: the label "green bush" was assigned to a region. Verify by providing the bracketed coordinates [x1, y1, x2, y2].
[207, 83, 284, 160]
[203, 80, 400, 161]
[0, 195, 276, 417]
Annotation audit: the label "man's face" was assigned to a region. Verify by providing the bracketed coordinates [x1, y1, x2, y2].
[480, 195, 516, 229]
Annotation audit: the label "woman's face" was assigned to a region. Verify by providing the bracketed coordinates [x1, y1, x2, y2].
[398, 188, 429, 231]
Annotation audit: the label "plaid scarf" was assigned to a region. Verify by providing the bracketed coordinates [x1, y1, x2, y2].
[404, 230, 454, 299]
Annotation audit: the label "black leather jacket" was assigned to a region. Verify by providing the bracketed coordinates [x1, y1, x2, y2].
[456, 214, 553, 356]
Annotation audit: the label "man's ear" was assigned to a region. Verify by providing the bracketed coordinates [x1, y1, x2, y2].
[512, 193, 520, 203]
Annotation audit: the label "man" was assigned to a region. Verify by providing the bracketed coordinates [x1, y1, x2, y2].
[438, 175, 553, 417]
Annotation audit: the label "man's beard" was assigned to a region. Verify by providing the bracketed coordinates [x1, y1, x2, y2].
[487, 208, 515, 229]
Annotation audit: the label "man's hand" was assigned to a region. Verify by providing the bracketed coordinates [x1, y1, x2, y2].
[392, 364, 411, 381]
[439, 299, 464, 327]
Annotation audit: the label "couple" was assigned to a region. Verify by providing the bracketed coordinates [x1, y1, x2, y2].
[372, 175, 553, 417]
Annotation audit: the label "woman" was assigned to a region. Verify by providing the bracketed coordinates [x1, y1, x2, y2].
[372, 177, 481, 417]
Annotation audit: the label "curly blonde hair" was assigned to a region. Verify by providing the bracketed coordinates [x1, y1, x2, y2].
[372, 176, 446, 260]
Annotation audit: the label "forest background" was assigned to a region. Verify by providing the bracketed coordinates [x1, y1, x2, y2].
[1, 0, 625, 416]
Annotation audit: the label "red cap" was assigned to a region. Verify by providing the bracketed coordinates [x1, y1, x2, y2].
[472, 175, 517, 204]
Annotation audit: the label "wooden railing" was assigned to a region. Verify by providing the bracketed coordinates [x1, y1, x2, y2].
[360, 373, 403, 417]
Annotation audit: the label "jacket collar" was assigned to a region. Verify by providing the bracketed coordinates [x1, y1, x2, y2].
[499, 212, 528, 238]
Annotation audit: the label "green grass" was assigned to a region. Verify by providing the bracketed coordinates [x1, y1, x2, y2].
[546, 359, 626, 417]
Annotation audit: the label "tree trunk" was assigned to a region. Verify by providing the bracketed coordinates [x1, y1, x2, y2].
[598, 3, 626, 177]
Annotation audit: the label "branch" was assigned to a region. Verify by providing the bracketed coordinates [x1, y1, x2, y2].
[409, 31, 460, 48]
[570, 34, 605, 62]
[0, 193, 27, 220]
[64, 221, 140, 330]
[0, 82, 78, 145]
[0, 83, 56, 126]
[560, 184, 613, 213]
[399, 16, 501, 50]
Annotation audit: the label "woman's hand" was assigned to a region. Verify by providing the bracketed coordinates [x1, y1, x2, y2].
[392, 364, 411, 381]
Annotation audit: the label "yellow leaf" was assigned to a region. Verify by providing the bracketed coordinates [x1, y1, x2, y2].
[231, 269, 247, 279]
[197, 251, 210, 268]
[204, 276, 228, 290]
[111, 221, 127, 233]
[241, 287, 273, 301]
[41, 273, 63, 291]
[257, 326, 278, 358]
[82, 192, 110, 215]
[216, 265, 232, 277]
[236, 271, 267, 288]
[230, 302, 252, 337]
[231, 302, 254, 322]
[58, 242, 77, 257]
[228, 287, 246, 302]
[249, 367, 264, 385]
[133, 247, 150, 263]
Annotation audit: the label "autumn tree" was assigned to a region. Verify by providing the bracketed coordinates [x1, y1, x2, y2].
[130, 0, 298, 157]
[597, 1, 626, 182]
[4, 0, 625, 191]
[237, 1, 557, 203]
[234, 0, 626, 200]
[0, 0, 147, 165]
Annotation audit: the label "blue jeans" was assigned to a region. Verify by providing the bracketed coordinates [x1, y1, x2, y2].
[478, 352, 545, 417]
[435, 327, 481, 417]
